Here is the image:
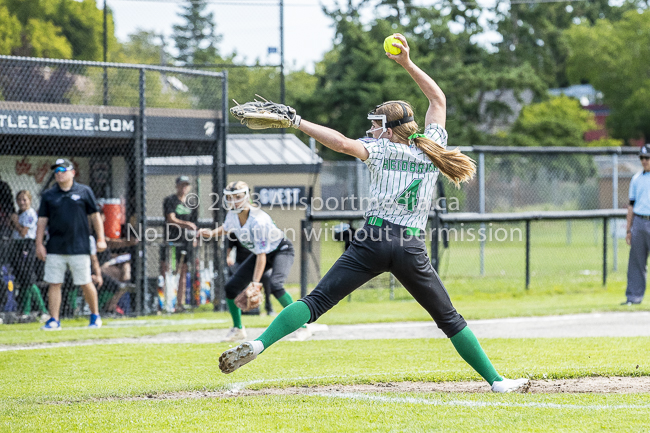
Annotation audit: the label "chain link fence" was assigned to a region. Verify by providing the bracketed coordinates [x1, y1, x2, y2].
[321, 148, 640, 214]
[0, 56, 227, 324]
[316, 147, 641, 297]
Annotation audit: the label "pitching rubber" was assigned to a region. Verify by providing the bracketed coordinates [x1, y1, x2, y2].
[219, 342, 258, 374]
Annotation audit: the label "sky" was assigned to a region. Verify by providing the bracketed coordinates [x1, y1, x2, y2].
[104, 0, 341, 72]
[102, 0, 502, 73]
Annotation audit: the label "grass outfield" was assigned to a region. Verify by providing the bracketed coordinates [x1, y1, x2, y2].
[2, 338, 649, 432]
[1, 220, 644, 345]
[7, 393, 650, 432]
[1, 287, 646, 345]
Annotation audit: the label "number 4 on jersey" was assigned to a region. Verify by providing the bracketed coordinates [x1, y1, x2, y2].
[396, 179, 422, 212]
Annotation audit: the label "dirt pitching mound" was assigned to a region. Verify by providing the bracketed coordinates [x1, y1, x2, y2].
[66, 376, 649, 404]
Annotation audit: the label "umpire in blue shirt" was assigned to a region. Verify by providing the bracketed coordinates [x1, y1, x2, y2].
[625, 145, 650, 305]
[36, 158, 107, 329]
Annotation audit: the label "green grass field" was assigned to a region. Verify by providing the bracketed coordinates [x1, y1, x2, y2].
[1, 285, 645, 345]
[320, 219, 629, 288]
[2, 218, 648, 431]
[2, 338, 649, 432]
[2, 219, 637, 346]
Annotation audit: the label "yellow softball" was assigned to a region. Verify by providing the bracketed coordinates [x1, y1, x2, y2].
[383, 35, 403, 55]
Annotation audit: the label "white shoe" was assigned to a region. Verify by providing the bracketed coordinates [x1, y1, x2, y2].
[288, 326, 312, 341]
[222, 326, 247, 342]
[491, 378, 530, 393]
[219, 341, 262, 374]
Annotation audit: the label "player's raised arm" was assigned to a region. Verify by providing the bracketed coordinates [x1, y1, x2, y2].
[298, 120, 370, 161]
[230, 98, 368, 160]
[386, 33, 446, 128]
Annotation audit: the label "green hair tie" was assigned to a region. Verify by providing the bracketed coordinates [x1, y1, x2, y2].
[408, 133, 426, 140]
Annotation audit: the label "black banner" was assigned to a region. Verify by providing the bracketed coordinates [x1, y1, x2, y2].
[254, 186, 306, 207]
[0, 110, 216, 141]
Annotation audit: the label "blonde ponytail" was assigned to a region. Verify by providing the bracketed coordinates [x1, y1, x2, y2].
[374, 101, 475, 188]
[409, 134, 476, 188]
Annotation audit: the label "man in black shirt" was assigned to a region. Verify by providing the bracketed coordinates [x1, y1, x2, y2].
[36, 158, 106, 330]
[162, 176, 198, 311]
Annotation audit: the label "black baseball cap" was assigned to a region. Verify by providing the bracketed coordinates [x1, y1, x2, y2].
[176, 175, 191, 185]
[639, 146, 650, 157]
[51, 158, 74, 170]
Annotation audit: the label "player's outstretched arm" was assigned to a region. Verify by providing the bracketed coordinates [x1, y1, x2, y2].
[298, 120, 370, 161]
[386, 33, 446, 128]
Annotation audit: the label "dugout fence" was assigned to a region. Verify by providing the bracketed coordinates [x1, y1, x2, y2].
[321, 146, 641, 214]
[301, 208, 628, 298]
[0, 56, 228, 323]
[315, 145, 642, 299]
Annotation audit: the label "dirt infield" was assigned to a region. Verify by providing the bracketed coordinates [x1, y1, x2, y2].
[4, 312, 650, 352]
[54, 377, 649, 404]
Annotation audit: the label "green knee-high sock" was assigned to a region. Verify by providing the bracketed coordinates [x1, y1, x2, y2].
[255, 301, 310, 351]
[226, 299, 243, 329]
[32, 285, 47, 312]
[450, 327, 502, 385]
[275, 292, 307, 328]
[276, 292, 294, 308]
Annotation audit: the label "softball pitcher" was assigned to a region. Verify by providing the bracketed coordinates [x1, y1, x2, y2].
[199, 181, 309, 342]
[220, 34, 529, 392]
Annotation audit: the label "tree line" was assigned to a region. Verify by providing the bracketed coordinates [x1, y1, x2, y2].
[1, 0, 648, 157]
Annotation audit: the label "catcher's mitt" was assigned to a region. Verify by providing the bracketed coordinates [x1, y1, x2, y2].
[230, 95, 301, 130]
[234, 282, 263, 312]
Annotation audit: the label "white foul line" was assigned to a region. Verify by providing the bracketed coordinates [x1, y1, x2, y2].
[225, 370, 467, 392]
[317, 392, 650, 410]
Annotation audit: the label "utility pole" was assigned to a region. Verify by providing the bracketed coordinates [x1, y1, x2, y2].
[103, 0, 108, 106]
[280, 0, 285, 106]
[279, 0, 286, 134]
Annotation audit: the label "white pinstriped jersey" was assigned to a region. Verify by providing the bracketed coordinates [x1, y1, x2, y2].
[222, 206, 283, 254]
[359, 123, 448, 230]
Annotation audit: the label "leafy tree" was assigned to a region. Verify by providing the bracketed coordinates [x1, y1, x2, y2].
[117, 30, 167, 65]
[3, 0, 115, 60]
[76, 31, 196, 109]
[49, 0, 114, 60]
[0, 2, 20, 55]
[489, 0, 644, 87]
[496, 95, 621, 181]
[294, 1, 545, 159]
[564, 9, 650, 142]
[21, 18, 72, 59]
[0, 0, 117, 104]
[506, 95, 598, 147]
[172, 0, 221, 65]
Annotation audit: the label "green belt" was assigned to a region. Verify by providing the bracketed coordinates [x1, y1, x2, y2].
[367, 216, 421, 237]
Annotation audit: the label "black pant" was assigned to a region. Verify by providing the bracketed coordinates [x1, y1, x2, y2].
[300, 221, 467, 338]
[224, 238, 294, 300]
[10, 240, 37, 288]
[9, 239, 37, 311]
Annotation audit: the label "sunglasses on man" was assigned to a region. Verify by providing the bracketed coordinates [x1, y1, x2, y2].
[54, 166, 72, 173]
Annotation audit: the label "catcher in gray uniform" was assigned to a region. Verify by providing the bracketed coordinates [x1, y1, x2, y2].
[224, 33, 529, 393]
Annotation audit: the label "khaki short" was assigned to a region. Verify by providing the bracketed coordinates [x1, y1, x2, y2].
[44, 254, 92, 285]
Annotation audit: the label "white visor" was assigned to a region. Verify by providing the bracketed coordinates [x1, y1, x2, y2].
[223, 187, 250, 213]
[366, 114, 387, 137]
